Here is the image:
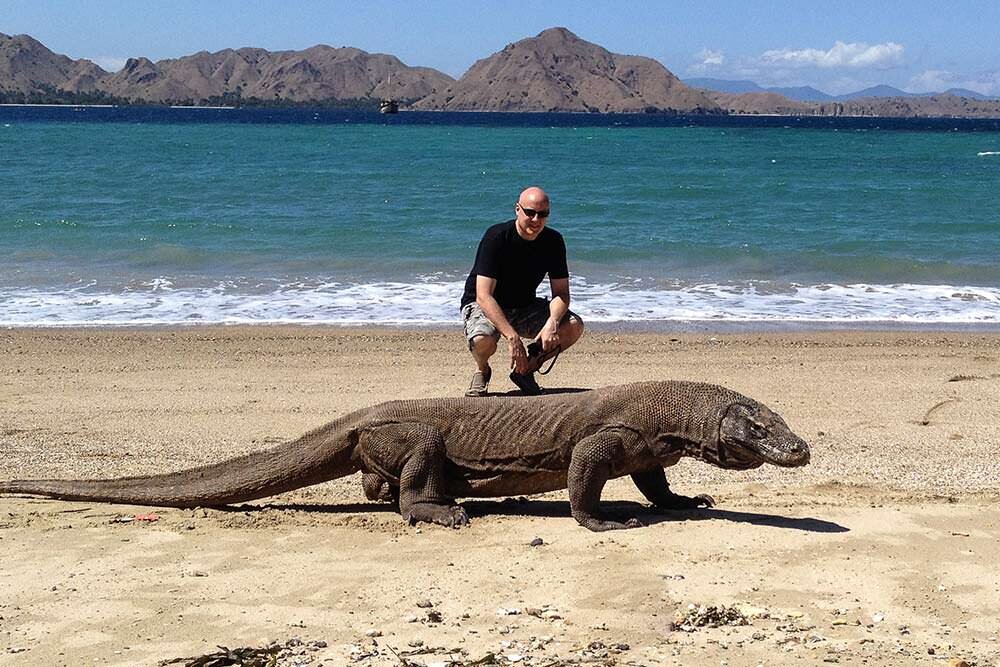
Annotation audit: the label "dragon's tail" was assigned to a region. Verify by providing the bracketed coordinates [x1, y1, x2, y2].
[0, 417, 361, 508]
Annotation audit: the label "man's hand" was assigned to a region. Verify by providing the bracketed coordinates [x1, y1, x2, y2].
[539, 320, 561, 352]
[507, 334, 530, 374]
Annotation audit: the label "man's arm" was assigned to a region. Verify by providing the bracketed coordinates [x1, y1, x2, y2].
[539, 277, 570, 352]
[476, 275, 531, 374]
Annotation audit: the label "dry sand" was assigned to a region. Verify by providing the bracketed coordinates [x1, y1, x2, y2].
[1, 326, 999, 666]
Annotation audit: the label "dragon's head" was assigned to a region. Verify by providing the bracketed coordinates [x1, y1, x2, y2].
[697, 401, 810, 470]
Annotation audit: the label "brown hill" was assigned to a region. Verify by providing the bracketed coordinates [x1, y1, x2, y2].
[0, 33, 107, 93]
[0, 32, 452, 105]
[98, 46, 454, 104]
[707, 91, 814, 115]
[412, 27, 721, 113]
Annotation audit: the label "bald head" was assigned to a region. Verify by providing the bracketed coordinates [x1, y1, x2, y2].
[519, 187, 549, 208]
[514, 186, 551, 240]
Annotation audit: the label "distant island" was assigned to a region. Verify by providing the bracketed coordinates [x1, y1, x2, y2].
[3, 28, 999, 118]
[682, 78, 997, 103]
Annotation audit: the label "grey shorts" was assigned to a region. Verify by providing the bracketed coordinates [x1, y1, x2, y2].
[461, 298, 581, 349]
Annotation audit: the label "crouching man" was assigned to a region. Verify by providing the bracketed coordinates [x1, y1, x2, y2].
[460, 186, 584, 396]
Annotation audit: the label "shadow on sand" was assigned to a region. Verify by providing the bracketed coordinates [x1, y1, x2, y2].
[462, 499, 848, 533]
[226, 498, 847, 534]
[491, 386, 592, 397]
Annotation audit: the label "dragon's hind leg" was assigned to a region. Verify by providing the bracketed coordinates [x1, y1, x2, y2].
[358, 424, 468, 528]
[361, 472, 399, 504]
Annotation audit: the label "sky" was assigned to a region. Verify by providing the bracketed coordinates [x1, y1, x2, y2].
[4, 0, 1000, 96]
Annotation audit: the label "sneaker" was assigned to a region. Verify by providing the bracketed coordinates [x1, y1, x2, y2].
[465, 366, 492, 397]
[509, 370, 543, 396]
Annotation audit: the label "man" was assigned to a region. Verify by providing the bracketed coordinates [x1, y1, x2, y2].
[460, 186, 585, 396]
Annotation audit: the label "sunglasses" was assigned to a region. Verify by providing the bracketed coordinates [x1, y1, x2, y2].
[518, 204, 550, 219]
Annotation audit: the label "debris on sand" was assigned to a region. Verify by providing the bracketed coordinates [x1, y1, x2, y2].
[947, 373, 1000, 382]
[158, 637, 327, 666]
[110, 512, 159, 524]
[349, 640, 624, 667]
[670, 604, 750, 631]
[920, 398, 959, 425]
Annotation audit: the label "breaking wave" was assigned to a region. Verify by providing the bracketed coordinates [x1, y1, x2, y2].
[2, 278, 998, 327]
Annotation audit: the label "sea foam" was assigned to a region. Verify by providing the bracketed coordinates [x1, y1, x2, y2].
[2, 279, 998, 327]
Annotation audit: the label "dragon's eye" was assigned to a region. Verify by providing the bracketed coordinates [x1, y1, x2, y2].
[749, 422, 767, 439]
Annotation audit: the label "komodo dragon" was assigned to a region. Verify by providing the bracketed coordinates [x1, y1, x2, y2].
[0, 381, 809, 531]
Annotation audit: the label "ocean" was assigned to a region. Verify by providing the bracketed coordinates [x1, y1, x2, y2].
[1, 106, 999, 328]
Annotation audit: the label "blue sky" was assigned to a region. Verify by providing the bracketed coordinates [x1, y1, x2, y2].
[4, 0, 1000, 95]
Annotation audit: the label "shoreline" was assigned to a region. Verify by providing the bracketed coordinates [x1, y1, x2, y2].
[6, 105, 1000, 124]
[5, 319, 1000, 334]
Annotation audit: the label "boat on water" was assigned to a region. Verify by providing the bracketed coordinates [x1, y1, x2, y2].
[379, 70, 400, 114]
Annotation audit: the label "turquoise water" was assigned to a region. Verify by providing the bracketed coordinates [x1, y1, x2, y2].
[1, 110, 999, 325]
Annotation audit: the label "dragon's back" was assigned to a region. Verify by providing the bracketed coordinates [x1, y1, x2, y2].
[361, 390, 602, 461]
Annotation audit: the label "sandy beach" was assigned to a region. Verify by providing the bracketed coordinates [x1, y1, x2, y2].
[1, 326, 999, 666]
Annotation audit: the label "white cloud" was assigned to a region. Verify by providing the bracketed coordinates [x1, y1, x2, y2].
[760, 41, 904, 69]
[687, 48, 726, 75]
[92, 56, 128, 73]
[696, 48, 725, 67]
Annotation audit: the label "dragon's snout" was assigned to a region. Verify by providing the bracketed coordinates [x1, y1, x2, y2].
[772, 436, 810, 467]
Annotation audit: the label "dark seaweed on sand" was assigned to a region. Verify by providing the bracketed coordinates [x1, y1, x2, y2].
[159, 644, 281, 667]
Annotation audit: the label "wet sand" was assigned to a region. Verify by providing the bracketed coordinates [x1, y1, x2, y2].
[1, 327, 998, 666]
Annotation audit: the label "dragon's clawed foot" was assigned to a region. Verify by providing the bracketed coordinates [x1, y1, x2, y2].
[652, 493, 716, 512]
[404, 502, 469, 529]
[693, 493, 715, 508]
[574, 512, 645, 531]
[444, 505, 470, 528]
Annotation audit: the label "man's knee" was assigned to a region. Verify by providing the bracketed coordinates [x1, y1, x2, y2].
[469, 333, 498, 355]
[560, 313, 584, 348]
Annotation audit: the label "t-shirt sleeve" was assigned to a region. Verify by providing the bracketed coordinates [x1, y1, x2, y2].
[549, 234, 569, 280]
[471, 229, 503, 279]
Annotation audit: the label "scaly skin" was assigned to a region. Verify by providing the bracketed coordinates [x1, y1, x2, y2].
[0, 381, 810, 531]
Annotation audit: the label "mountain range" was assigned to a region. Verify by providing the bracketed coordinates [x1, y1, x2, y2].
[3, 28, 999, 117]
[0, 32, 453, 106]
[683, 77, 997, 103]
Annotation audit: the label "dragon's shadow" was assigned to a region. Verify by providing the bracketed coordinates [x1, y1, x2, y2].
[462, 499, 848, 533]
[227, 499, 847, 533]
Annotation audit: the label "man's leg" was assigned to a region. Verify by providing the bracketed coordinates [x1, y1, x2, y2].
[508, 302, 585, 393]
[470, 334, 497, 373]
[550, 312, 584, 355]
[462, 303, 500, 396]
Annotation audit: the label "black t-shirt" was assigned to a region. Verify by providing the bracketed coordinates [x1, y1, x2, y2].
[460, 220, 569, 309]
